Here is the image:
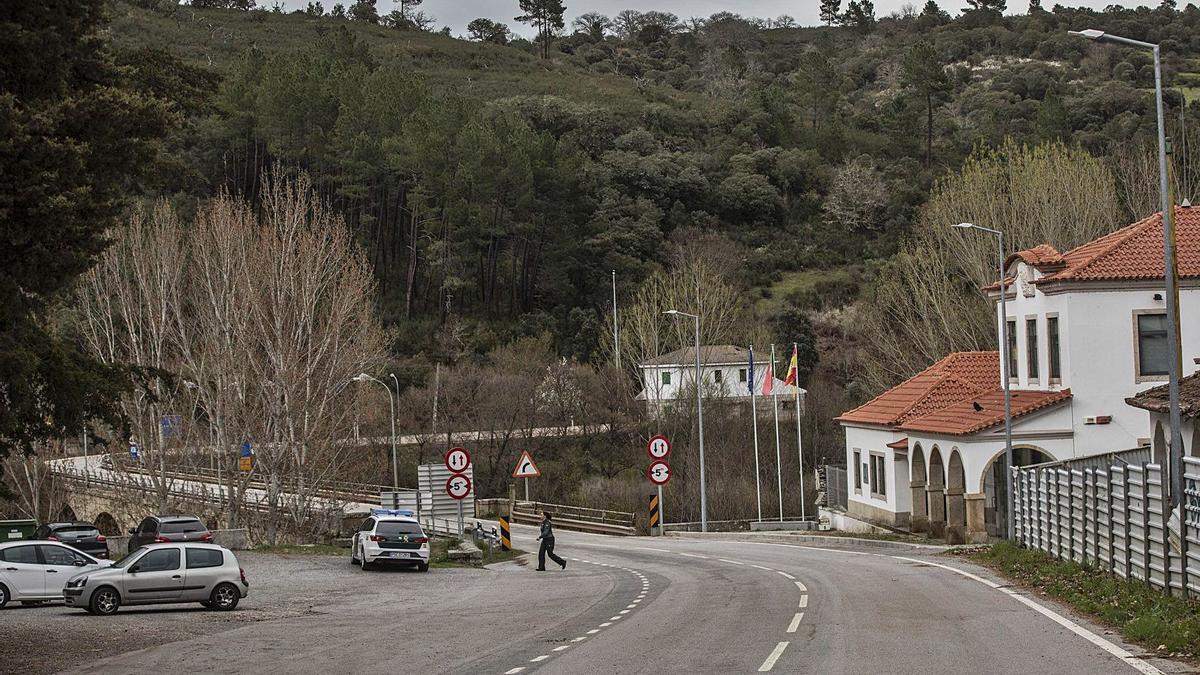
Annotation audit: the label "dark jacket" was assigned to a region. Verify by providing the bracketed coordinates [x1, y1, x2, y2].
[539, 520, 554, 540]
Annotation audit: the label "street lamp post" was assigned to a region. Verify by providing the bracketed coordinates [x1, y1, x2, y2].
[1070, 27, 1186, 523]
[953, 222, 1015, 540]
[355, 373, 399, 489]
[665, 309, 707, 533]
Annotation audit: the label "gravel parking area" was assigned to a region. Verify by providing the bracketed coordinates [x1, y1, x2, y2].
[2, 550, 490, 675]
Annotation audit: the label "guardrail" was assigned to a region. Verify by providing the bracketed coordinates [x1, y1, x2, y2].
[511, 500, 636, 536]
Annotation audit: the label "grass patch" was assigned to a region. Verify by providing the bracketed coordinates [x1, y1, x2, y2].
[969, 541, 1200, 659]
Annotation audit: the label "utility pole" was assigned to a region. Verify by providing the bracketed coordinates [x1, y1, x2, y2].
[612, 270, 621, 371]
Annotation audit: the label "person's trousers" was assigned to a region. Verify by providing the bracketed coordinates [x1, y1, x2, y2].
[538, 537, 565, 569]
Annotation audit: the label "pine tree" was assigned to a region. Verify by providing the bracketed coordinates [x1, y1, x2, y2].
[515, 0, 567, 59]
[901, 40, 951, 166]
[349, 0, 378, 23]
[819, 0, 842, 26]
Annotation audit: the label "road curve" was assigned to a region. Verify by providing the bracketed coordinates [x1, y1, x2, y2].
[60, 525, 1186, 675]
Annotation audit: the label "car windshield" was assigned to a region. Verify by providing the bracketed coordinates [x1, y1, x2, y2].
[160, 519, 206, 534]
[376, 521, 423, 536]
[109, 548, 145, 569]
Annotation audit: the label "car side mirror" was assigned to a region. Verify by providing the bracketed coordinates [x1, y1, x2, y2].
[74, 559, 87, 566]
[129, 528, 138, 535]
[128, 565, 140, 574]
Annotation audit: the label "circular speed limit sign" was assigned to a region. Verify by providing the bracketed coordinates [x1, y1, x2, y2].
[445, 473, 472, 500]
[445, 447, 471, 473]
[647, 434, 670, 459]
[647, 460, 672, 485]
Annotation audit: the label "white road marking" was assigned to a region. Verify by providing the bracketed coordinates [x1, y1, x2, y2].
[530, 656, 549, 663]
[794, 581, 807, 592]
[777, 571, 796, 580]
[889, 556, 1164, 675]
[587, 629, 600, 635]
[571, 637, 587, 642]
[637, 547, 671, 552]
[600, 622, 612, 627]
[619, 610, 630, 614]
[553, 646, 570, 652]
[750, 564, 772, 571]
[610, 616, 622, 621]
[798, 595, 808, 609]
[504, 669, 525, 674]
[786, 613, 805, 633]
[757, 641, 790, 672]
[679, 552, 708, 559]
[718, 558, 745, 565]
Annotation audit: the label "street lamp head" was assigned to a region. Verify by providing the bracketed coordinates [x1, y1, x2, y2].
[1069, 28, 1106, 41]
[663, 309, 679, 316]
[952, 222, 975, 229]
[352, 373, 370, 382]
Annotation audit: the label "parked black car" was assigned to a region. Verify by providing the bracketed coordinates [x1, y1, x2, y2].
[32, 522, 110, 559]
[127, 515, 213, 553]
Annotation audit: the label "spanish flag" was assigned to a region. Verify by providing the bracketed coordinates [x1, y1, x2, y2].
[784, 344, 799, 387]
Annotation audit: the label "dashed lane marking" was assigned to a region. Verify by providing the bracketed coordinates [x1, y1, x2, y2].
[600, 622, 612, 627]
[504, 669, 525, 674]
[794, 581, 807, 592]
[571, 637, 587, 643]
[777, 571, 796, 580]
[786, 613, 804, 633]
[750, 564, 772, 571]
[757, 641, 790, 672]
[679, 552, 709, 559]
[530, 656, 549, 663]
[718, 558, 745, 565]
[637, 547, 672, 552]
[798, 595, 808, 609]
[587, 629, 600, 635]
[553, 646, 570, 652]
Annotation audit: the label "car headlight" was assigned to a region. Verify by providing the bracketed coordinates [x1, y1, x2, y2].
[71, 577, 88, 588]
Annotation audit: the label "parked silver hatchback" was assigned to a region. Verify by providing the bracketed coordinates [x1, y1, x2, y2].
[63, 543, 248, 615]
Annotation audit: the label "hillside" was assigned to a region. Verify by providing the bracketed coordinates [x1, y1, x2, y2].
[106, 1, 1200, 411]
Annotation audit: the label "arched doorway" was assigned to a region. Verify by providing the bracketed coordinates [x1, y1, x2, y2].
[926, 446, 946, 538]
[57, 503, 77, 522]
[1191, 423, 1199, 458]
[946, 450, 967, 544]
[981, 445, 1055, 537]
[94, 512, 120, 536]
[1152, 421, 1168, 466]
[910, 444, 928, 533]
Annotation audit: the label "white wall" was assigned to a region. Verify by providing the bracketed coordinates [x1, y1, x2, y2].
[639, 363, 799, 402]
[998, 260, 1200, 458]
[844, 425, 906, 516]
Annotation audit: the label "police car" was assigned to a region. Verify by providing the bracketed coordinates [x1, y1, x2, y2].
[350, 510, 430, 572]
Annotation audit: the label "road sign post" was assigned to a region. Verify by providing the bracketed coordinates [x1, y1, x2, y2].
[646, 436, 671, 535]
[498, 513, 512, 551]
[512, 450, 541, 502]
[445, 473, 472, 535]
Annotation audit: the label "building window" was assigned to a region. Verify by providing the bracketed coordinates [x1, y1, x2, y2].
[869, 453, 887, 498]
[713, 370, 723, 383]
[1026, 318, 1039, 381]
[853, 450, 862, 494]
[1137, 313, 1169, 377]
[738, 368, 747, 383]
[661, 371, 672, 386]
[1048, 316, 1061, 381]
[1006, 319, 1018, 380]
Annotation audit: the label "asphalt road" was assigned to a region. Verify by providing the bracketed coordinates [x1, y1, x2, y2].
[28, 525, 1196, 675]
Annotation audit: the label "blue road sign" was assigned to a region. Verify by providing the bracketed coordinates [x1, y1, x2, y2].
[241, 442, 253, 457]
[129, 442, 141, 462]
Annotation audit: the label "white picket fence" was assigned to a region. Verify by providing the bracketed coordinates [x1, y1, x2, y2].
[1012, 456, 1200, 597]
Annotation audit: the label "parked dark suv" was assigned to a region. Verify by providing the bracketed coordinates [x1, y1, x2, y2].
[32, 522, 110, 559]
[127, 516, 213, 553]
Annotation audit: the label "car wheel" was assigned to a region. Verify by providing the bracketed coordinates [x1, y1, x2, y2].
[209, 583, 240, 611]
[350, 545, 359, 565]
[417, 563, 429, 573]
[0, 583, 9, 609]
[359, 546, 372, 571]
[90, 586, 121, 616]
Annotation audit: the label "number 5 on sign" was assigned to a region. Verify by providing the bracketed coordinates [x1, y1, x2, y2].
[446, 474, 472, 500]
[648, 460, 671, 485]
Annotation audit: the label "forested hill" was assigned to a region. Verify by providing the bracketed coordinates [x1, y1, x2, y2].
[111, 1, 1199, 376]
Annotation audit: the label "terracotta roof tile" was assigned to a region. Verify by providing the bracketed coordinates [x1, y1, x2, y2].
[1041, 207, 1200, 284]
[836, 352, 999, 426]
[641, 345, 749, 366]
[1005, 243, 1064, 270]
[1125, 372, 1200, 418]
[898, 388, 1072, 435]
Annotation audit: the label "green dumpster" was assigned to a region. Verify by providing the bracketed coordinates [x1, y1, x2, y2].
[1, 519, 38, 541]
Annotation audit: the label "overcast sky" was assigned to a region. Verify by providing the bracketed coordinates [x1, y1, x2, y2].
[282, 1, 1155, 36]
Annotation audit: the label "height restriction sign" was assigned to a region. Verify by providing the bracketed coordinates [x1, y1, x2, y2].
[647, 434, 670, 459]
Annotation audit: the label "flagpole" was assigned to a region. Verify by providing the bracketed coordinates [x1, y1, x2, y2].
[749, 345, 762, 523]
[793, 343, 807, 522]
[771, 343, 783, 522]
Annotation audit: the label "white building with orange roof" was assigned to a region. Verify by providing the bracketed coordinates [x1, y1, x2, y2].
[837, 208, 1200, 543]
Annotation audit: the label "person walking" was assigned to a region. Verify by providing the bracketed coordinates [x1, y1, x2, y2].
[536, 512, 566, 571]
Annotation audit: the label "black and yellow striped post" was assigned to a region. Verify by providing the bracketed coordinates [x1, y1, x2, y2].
[498, 512, 512, 551]
[649, 493, 661, 535]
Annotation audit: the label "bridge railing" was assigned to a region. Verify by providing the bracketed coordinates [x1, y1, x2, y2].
[511, 500, 636, 536]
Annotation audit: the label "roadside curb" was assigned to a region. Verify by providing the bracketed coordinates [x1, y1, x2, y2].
[663, 531, 951, 552]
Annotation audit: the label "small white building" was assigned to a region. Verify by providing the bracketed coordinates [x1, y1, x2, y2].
[837, 208, 1200, 542]
[1125, 361, 1200, 462]
[637, 345, 804, 414]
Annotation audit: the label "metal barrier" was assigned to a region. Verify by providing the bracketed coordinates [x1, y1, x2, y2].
[1012, 456, 1199, 597]
[821, 465, 848, 510]
[511, 501, 636, 536]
